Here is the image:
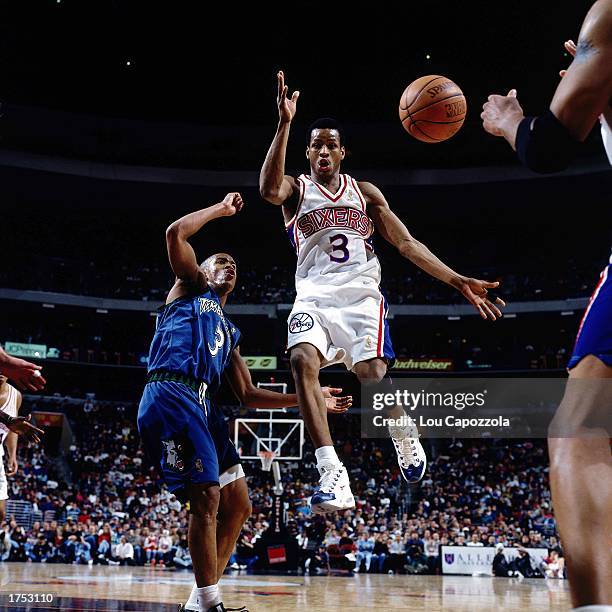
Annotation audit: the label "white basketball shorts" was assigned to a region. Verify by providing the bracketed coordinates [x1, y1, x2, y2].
[287, 280, 395, 371]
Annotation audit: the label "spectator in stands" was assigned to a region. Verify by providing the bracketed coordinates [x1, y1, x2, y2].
[112, 536, 135, 566]
[230, 529, 258, 571]
[514, 547, 536, 578]
[354, 532, 374, 573]
[372, 534, 389, 574]
[388, 534, 406, 574]
[467, 533, 484, 547]
[324, 529, 340, 547]
[540, 550, 565, 579]
[156, 529, 173, 567]
[29, 534, 52, 563]
[173, 537, 192, 570]
[405, 531, 427, 574]
[143, 529, 158, 566]
[8, 524, 27, 561]
[492, 543, 519, 577]
[423, 531, 440, 574]
[304, 544, 330, 575]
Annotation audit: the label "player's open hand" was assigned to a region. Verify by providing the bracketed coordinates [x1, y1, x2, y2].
[2, 357, 46, 391]
[6, 457, 18, 477]
[277, 70, 299, 124]
[455, 278, 506, 321]
[559, 39, 577, 78]
[8, 415, 44, 445]
[321, 387, 352, 414]
[218, 193, 244, 217]
[481, 90, 523, 138]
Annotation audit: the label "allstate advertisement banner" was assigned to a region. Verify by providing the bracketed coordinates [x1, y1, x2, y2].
[441, 545, 549, 575]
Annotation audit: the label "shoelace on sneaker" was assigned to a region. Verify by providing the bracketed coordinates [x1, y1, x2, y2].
[392, 437, 421, 468]
[318, 466, 342, 493]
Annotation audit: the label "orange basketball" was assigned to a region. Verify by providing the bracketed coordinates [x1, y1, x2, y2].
[399, 75, 467, 143]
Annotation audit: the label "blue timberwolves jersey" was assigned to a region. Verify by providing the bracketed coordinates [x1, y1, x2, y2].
[147, 287, 241, 395]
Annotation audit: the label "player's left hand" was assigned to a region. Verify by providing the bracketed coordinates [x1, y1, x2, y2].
[456, 278, 506, 320]
[6, 456, 17, 477]
[218, 192, 244, 217]
[481, 90, 524, 138]
[321, 387, 352, 413]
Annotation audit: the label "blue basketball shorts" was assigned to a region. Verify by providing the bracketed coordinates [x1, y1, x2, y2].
[137, 381, 220, 501]
[568, 263, 612, 370]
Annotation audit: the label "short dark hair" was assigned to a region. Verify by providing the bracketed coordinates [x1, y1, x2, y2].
[307, 117, 344, 145]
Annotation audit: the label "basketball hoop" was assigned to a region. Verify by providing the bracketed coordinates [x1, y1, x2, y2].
[258, 450, 276, 472]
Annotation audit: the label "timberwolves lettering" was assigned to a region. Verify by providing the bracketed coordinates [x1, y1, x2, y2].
[297, 207, 371, 238]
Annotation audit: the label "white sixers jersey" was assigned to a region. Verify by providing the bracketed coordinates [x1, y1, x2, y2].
[0, 384, 19, 458]
[602, 113, 612, 263]
[286, 174, 380, 295]
[601, 112, 612, 165]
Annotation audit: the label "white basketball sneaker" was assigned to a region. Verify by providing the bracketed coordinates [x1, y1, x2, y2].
[310, 463, 355, 514]
[389, 421, 427, 484]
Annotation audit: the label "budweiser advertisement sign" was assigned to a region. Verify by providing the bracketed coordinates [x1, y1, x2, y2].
[394, 358, 454, 371]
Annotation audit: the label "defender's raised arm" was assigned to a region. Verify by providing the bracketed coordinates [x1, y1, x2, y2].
[165, 193, 243, 289]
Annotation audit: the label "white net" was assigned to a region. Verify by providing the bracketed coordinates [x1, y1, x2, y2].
[258, 450, 276, 472]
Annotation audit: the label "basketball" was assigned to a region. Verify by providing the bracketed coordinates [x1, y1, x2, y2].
[399, 75, 467, 143]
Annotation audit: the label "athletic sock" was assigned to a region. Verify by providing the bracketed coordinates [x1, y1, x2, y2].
[186, 581, 199, 610]
[197, 584, 220, 612]
[315, 446, 341, 474]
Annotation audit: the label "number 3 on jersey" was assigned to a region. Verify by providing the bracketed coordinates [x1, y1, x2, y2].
[329, 234, 349, 263]
[208, 322, 225, 356]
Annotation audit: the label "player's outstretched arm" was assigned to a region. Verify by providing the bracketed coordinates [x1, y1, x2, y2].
[259, 70, 300, 205]
[225, 347, 352, 413]
[481, 0, 612, 172]
[363, 182, 505, 320]
[0, 347, 46, 392]
[165, 193, 244, 287]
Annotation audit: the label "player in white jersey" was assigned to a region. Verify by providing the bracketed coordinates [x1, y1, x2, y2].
[482, 2, 612, 608]
[0, 375, 23, 524]
[260, 72, 505, 514]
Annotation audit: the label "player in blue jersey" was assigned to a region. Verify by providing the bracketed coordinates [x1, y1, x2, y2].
[137, 193, 351, 612]
[482, 3, 612, 608]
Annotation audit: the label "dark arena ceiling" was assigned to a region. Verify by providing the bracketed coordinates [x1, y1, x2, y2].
[0, 1, 606, 169]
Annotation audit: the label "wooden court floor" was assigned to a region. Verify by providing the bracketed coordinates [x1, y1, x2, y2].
[0, 562, 572, 611]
